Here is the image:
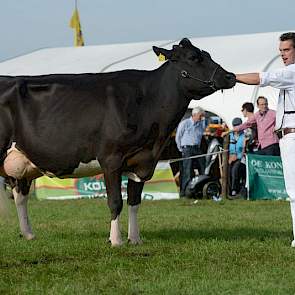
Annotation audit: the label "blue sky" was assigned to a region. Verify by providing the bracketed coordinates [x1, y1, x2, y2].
[0, 0, 294, 61]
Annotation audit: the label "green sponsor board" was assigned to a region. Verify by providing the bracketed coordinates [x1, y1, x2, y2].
[247, 154, 288, 200]
[75, 176, 128, 196]
[35, 162, 179, 200]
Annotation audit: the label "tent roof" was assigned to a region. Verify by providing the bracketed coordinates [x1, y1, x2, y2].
[0, 31, 291, 125]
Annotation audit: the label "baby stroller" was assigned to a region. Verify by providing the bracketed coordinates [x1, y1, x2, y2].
[185, 137, 222, 199]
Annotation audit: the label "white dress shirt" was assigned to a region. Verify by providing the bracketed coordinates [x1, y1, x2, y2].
[260, 63, 295, 130]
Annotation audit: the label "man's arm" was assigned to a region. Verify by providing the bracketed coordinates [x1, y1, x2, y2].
[236, 73, 260, 85]
[175, 121, 185, 152]
[233, 115, 256, 132]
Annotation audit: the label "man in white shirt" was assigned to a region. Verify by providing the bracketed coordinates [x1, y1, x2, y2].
[235, 32, 295, 247]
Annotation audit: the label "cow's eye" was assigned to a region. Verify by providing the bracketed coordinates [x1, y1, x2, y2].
[189, 53, 203, 63]
[189, 53, 199, 61]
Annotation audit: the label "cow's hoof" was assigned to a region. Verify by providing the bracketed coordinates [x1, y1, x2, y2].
[20, 233, 36, 240]
[111, 240, 124, 247]
[108, 238, 124, 247]
[128, 238, 143, 245]
[25, 233, 36, 240]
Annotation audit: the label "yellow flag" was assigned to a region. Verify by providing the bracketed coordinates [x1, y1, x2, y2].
[69, 8, 84, 46]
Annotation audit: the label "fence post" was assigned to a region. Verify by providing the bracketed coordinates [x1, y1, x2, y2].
[221, 134, 229, 198]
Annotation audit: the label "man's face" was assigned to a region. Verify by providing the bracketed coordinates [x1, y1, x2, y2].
[257, 98, 268, 113]
[279, 40, 295, 66]
[241, 109, 247, 118]
[192, 112, 204, 122]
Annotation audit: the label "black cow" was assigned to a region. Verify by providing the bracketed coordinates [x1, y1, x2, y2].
[0, 38, 235, 246]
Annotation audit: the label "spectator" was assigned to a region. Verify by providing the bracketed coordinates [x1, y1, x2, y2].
[233, 96, 280, 156]
[241, 102, 258, 153]
[175, 107, 206, 197]
[228, 117, 246, 198]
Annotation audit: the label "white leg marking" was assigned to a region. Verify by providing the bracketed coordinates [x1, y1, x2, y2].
[109, 215, 123, 246]
[13, 188, 35, 240]
[128, 205, 142, 244]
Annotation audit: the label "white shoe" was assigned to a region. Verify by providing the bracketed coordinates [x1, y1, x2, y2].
[291, 240, 295, 248]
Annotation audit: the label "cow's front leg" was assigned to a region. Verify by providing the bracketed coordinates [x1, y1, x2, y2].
[13, 180, 35, 240]
[127, 179, 144, 244]
[104, 169, 124, 246]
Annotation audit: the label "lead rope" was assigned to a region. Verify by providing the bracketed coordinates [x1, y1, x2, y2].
[180, 64, 220, 91]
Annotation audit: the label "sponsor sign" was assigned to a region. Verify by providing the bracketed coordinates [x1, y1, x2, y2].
[35, 162, 179, 200]
[247, 154, 287, 200]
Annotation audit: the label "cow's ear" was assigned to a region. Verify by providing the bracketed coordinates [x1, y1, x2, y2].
[152, 46, 172, 60]
[179, 38, 192, 47]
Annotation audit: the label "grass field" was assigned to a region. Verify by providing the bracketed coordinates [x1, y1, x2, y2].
[1, 198, 295, 295]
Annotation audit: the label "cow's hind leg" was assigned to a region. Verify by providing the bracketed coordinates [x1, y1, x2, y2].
[11, 179, 35, 240]
[127, 179, 144, 244]
[104, 168, 124, 246]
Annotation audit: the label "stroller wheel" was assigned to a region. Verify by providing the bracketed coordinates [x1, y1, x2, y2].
[202, 181, 221, 199]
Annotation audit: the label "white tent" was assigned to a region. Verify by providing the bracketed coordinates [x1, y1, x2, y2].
[0, 31, 291, 126]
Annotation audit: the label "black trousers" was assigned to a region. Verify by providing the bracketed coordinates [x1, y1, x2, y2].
[254, 143, 280, 156]
[229, 159, 246, 193]
[179, 145, 205, 197]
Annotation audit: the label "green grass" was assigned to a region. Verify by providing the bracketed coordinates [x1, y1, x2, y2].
[1, 198, 295, 295]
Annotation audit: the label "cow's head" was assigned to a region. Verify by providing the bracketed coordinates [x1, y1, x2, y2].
[153, 38, 236, 99]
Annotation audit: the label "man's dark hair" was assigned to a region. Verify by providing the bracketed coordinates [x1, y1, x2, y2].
[241, 102, 254, 113]
[256, 96, 268, 106]
[280, 32, 295, 48]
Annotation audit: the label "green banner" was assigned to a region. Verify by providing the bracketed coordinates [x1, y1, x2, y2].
[247, 154, 288, 200]
[35, 162, 179, 201]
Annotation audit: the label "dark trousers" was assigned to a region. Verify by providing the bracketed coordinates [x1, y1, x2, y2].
[179, 146, 205, 197]
[229, 160, 246, 193]
[254, 143, 280, 156]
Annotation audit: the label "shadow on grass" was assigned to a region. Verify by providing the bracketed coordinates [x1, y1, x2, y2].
[0, 256, 77, 269]
[0, 226, 291, 269]
[35, 225, 290, 245]
[144, 227, 290, 243]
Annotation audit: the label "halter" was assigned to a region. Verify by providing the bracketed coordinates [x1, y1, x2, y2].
[180, 64, 220, 91]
